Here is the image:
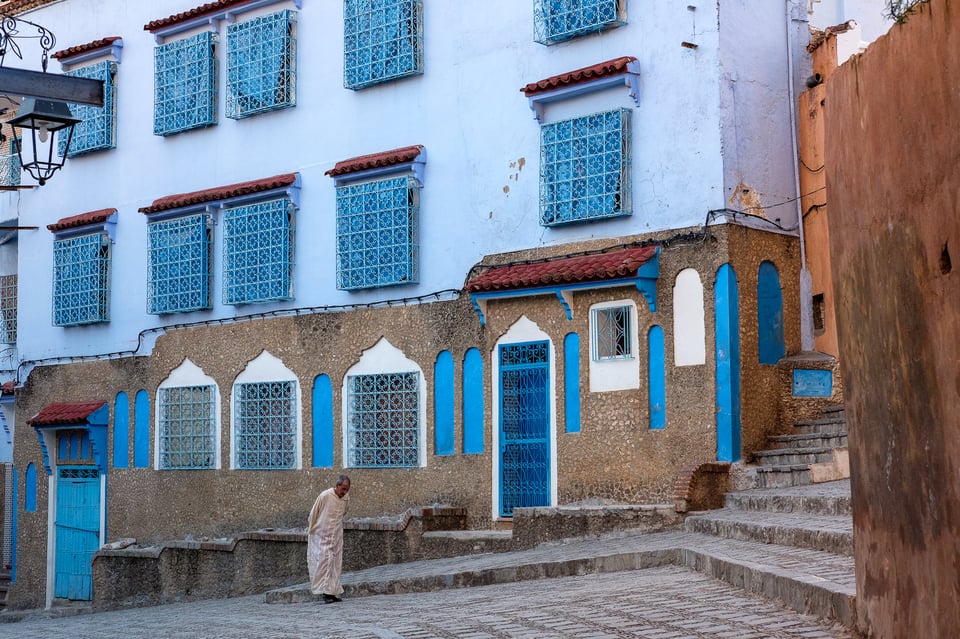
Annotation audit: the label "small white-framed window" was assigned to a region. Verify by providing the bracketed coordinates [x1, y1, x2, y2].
[588, 299, 639, 392]
[231, 351, 302, 470]
[156, 359, 221, 470]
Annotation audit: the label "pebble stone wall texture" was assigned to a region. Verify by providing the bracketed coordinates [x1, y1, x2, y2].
[10, 224, 800, 610]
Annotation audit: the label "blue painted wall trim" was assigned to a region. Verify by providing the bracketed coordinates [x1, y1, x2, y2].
[133, 390, 150, 468]
[757, 261, 785, 364]
[113, 392, 129, 468]
[564, 333, 581, 433]
[312, 374, 334, 467]
[462, 348, 484, 454]
[25, 463, 36, 512]
[714, 264, 742, 462]
[434, 351, 455, 456]
[793, 369, 833, 397]
[648, 326, 666, 430]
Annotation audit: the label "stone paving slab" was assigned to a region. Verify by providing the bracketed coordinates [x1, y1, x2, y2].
[4, 566, 856, 639]
[682, 510, 853, 556]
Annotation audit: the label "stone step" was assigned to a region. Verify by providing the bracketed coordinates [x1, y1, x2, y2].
[683, 510, 853, 556]
[793, 417, 847, 435]
[418, 530, 514, 558]
[821, 404, 845, 415]
[723, 481, 852, 515]
[755, 464, 812, 488]
[753, 446, 838, 466]
[768, 431, 848, 449]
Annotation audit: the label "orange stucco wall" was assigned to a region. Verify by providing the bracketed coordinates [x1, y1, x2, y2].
[824, 1, 960, 637]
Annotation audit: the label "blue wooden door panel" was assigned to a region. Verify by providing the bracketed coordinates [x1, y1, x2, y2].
[499, 341, 550, 517]
[757, 261, 785, 364]
[715, 264, 742, 462]
[55, 467, 100, 600]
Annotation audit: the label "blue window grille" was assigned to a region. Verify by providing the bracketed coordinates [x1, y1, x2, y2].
[59, 61, 117, 157]
[541, 109, 631, 226]
[534, 0, 626, 45]
[235, 381, 297, 470]
[154, 31, 217, 136]
[52, 233, 110, 326]
[336, 176, 418, 290]
[159, 386, 215, 469]
[347, 372, 420, 468]
[591, 305, 632, 360]
[223, 198, 294, 305]
[0, 274, 16, 344]
[226, 10, 296, 119]
[0, 137, 20, 187]
[147, 214, 212, 314]
[343, 0, 423, 90]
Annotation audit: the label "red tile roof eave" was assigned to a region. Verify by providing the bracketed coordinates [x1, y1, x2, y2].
[145, 0, 258, 32]
[47, 208, 118, 232]
[466, 246, 658, 293]
[52, 37, 122, 61]
[27, 401, 107, 426]
[521, 56, 637, 97]
[139, 173, 298, 214]
[326, 145, 425, 178]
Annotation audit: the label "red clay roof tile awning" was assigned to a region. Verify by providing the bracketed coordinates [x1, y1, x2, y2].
[1, 380, 14, 396]
[326, 145, 425, 177]
[466, 245, 659, 293]
[52, 36, 122, 60]
[521, 56, 638, 96]
[139, 173, 298, 214]
[145, 0, 255, 32]
[27, 401, 107, 426]
[47, 208, 117, 232]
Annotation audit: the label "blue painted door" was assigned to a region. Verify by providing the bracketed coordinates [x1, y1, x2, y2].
[54, 466, 100, 600]
[715, 264, 742, 462]
[499, 341, 550, 517]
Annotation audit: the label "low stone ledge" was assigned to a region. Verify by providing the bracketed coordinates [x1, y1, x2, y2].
[511, 503, 681, 548]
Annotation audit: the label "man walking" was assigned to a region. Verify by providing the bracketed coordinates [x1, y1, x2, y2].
[307, 475, 351, 603]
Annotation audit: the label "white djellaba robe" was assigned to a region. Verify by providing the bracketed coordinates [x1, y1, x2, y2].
[307, 487, 350, 596]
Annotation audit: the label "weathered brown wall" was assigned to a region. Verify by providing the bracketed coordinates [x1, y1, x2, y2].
[824, 2, 960, 637]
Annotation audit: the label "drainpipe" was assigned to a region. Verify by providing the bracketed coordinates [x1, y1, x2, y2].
[787, 0, 815, 352]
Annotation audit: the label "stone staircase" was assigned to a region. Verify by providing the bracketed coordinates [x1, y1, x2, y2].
[753, 404, 850, 488]
[0, 570, 9, 611]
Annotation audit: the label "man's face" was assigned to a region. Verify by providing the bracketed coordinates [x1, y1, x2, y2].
[335, 480, 351, 498]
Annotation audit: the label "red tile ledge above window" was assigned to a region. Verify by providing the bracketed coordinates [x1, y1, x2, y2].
[47, 208, 118, 240]
[52, 37, 123, 70]
[520, 56, 640, 122]
[139, 173, 301, 220]
[326, 145, 426, 187]
[145, 0, 302, 43]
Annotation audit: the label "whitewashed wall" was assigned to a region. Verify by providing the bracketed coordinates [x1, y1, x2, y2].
[1, 0, 804, 365]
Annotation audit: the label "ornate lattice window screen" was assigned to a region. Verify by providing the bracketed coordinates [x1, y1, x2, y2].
[226, 10, 296, 119]
[540, 108, 631, 226]
[154, 31, 217, 136]
[52, 233, 110, 326]
[336, 176, 418, 290]
[534, 0, 626, 45]
[223, 198, 294, 305]
[59, 61, 117, 157]
[147, 214, 212, 314]
[0, 136, 20, 187]
[235, 381, 297, 469]
[347, 372, 419, 467]
[159, 385, 215, 469]
[592, 305, 632, 360]
[343, 0, 423, 90]
[0, 274, 15, 344]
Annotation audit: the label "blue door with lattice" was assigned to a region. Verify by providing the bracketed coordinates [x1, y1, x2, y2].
[54, 467, 100, 600]
[499, 341, 550, 517]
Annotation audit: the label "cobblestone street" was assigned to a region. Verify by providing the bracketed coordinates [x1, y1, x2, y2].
[5, 566, 854, 639]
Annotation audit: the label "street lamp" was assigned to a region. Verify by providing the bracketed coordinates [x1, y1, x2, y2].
[5, 97, 79, 186]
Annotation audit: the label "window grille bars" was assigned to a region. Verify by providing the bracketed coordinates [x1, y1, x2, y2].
[0, 274, 15, 344]
[159, 386, 215, 469]
[147, 214, 212, 314]
[52, 233, 110, 326]
[222, 198, 295, 305]
[336, 176, 418, 290]
[154, 31, 217, 136]
[347, 372, 419, 467]
[592, 305, 632, 360]
[235, 380, 297, 469]
[540, 108, 631, 226]
[343, 0, 423, 90]
[59, 61, 117, 157]
[0, 136, 20, 187]
[533, 0, 625, 45]
[226, 10, 296, 119]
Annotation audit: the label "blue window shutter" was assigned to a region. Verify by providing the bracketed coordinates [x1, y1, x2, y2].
[434, 351, 455, 456]
[134, 390, 150, 468]
[462, 348, 484, 454]
[564, 333, 581, 433]
[25, 463, 36, 512]
[312, 375, 334, 468]
[757, 261, 785, 364]
[113, 392, 129, 468]
[648, 326, 666, 430]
